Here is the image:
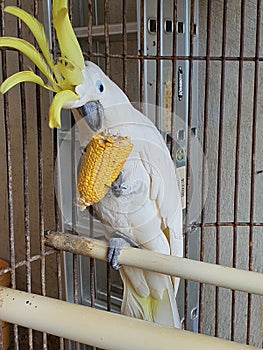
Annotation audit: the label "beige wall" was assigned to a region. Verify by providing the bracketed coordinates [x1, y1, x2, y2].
[198, 0, 262, 345]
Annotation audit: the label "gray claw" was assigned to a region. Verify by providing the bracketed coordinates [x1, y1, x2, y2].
[108, 237, 130, 270]
[110, 172, 128, 198]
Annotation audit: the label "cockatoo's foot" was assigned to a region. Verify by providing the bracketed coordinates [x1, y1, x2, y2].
[107, 232, 139, 270]
[108, 237, 130, 270]
[106, 172, 129, 198]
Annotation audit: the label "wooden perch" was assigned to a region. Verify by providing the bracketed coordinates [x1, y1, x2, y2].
[45, 231, 263, 296]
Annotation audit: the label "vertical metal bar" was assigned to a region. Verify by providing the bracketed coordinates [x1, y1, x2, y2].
[71, 117, 81, 350]
[170, 0, 178, 160]
[215, 0, 228, 338]
[48, 11, 65, 348]
[49, 1, 64, 347]
[68, 4, 78, 304]
[0, 326, 2, 350]
[104, 0, 110, 75]
[21, 46, 33, 350]
[89, 207, 96, 350]
[16, 0, 32, 347]
[199, 0, 212, 333]
[139, 0, 145, 110]
[122, 0, 128, 94]
[37, 83, 47, 349]
[33, 1, 47, 348]
[16, 0, 31, 289]
[52, 110, 64, 350]
[87, 0, 93, 60]
[68, 0, 73, 22]
[106, 261, 112, 311]
[87, 0, 97, 329]
[53, 130, 65, 350]
[56, 251, 65, 350]
[84, 7, 97, 349]
[4, 100, 19, 349]
[50, 0, 60, 235]
[53, 134, 60, 231]
[184, 0, 195, 330]
[155, 0, 161, 130]
[104, 0, 112, 313]
[52, 95, 64, 348]
[232, 0, 246, 342]
[0, 2, 19, 348]
[68, 0, 80, 334]
[247, 0, 261, 345]
[71, 99, 79, 345]
[86, 6, 97, 343]
[89, 206, 95, 310]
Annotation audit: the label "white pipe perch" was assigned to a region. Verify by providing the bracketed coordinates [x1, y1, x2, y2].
[0, 287, 259, 350]
[45, 232, 263, 296]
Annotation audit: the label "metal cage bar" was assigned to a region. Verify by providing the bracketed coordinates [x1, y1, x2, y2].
[33, 0, 49, 346]
[0, 0, 19, 346]
[215, 0, 227, 339]
[17, 0, 33, 346]
[199, 0, 211, 332]
[232, 0, 246, 342]
[247, 0, 262, 345]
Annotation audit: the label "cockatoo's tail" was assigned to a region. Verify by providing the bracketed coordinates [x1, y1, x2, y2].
[77, 132, 133, 210]
[0, 1, 85, 128]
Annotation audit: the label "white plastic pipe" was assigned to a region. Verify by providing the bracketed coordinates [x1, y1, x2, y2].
[0, 287, 259, 350]
[45, 232, 263, 296]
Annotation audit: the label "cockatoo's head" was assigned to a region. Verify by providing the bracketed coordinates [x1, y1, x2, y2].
[64, 61, 130, 131]
[0, 1, 85, 129]
[0, 2, 129, 130]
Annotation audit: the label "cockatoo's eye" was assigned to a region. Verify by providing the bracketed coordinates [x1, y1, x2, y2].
[96, 81, 105, 93]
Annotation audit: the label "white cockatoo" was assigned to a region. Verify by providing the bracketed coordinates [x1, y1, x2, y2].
[0, 1, 183, 328]
[70, 61, 183, 328]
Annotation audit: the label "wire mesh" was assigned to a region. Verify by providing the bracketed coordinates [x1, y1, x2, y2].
[0, 0, 262, 349]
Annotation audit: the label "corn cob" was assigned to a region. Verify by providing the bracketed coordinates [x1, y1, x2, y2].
[77, 132, 133, 210]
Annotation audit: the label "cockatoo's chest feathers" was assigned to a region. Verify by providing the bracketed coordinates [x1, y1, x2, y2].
[93, 156, 151, 227]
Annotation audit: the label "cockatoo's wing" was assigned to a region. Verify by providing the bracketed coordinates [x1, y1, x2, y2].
[101, 102, 183, 258]
[135, 111, 183, 293]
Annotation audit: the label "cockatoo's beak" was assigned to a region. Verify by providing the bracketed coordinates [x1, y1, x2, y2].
[78, 101, 104, 132]
[0, 2, 85, 129]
